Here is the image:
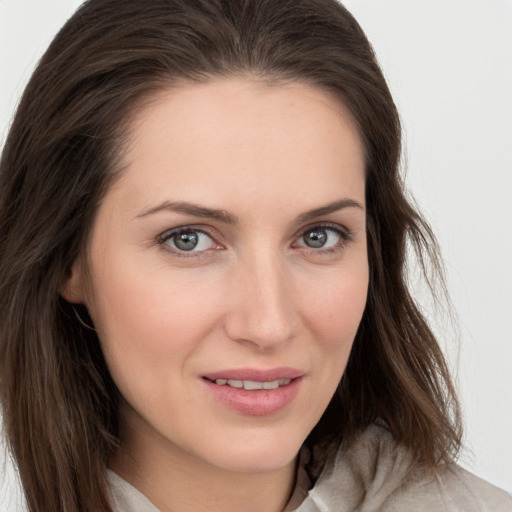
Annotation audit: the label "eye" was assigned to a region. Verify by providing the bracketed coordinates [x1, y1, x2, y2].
[159, 227, 218, 253]
[295, 225, 349, 250]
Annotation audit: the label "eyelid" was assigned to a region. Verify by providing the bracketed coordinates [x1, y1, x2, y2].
[157, 225, 225, 255]
[158, 225, 211, 243]
[294, 221, 352, 240]
[292, 222, 354, 250]
[156, 221, 354, 258]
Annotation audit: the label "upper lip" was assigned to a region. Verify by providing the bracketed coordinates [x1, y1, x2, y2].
[202, 367, 305, 382]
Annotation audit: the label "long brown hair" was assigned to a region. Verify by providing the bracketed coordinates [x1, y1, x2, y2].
[0, 1, 461, 510]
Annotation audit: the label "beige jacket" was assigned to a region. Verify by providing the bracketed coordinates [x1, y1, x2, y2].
[107, 425, 512, 511]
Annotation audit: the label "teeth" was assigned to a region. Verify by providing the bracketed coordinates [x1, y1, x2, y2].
[244, 380, 264, 390]
[214, 378, 292, 389]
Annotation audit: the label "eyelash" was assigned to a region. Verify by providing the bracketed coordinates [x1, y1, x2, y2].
[158, 226, 221, 258]
[293, 224, 354, 254]
[157, 223, 354, 257]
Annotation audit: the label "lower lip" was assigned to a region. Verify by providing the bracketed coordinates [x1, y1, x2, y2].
[203, 377, 303, 416]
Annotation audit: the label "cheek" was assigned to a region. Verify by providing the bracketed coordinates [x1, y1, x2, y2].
[293, 260, 368, 432]
[88, 260, 224, 379]
[301, 262, 368, 351]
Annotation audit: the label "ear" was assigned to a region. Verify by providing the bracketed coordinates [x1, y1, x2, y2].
[60, 259, 86, 304]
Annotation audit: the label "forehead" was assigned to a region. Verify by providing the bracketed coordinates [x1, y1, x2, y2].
[126, 77, 363, 155]
[108, 78, 365, 219]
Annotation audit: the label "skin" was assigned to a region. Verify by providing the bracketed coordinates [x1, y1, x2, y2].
[63, 78, 368, 512]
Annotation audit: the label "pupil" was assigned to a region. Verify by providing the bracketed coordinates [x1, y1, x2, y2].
[174, 231, 198, 251]
[305, 229, 327, 248]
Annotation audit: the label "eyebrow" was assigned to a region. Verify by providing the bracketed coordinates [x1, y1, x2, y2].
[296, 198, 364, 223]
[136, 201, 238, 224]
[136, 198, 363, 224]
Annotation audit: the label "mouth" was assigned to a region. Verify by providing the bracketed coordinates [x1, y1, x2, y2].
[202, 367, 304, 383]
[201, 368, 304, 416]
[204, 377, 292, 390]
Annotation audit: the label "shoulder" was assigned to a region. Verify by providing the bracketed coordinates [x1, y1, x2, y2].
[107, 470, 159, 512]
[305, 424, 512, 512]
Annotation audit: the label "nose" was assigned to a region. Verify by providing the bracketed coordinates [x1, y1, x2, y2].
[223, 250, 298, 352]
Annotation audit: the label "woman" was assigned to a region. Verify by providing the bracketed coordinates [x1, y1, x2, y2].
[0, 0, 510, 511]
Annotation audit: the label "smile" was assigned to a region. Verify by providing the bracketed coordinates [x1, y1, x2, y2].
[201, 369, 304, 416]
[210, 378, 292, 390]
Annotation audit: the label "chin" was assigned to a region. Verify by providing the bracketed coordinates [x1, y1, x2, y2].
[195, 426, 307, 474]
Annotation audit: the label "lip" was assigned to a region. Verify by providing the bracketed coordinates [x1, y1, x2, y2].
[201, 367, 305, 416]
[202, 367, 304, 382]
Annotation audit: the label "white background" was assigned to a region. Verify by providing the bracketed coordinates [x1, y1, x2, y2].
[1, 0, 511, 508]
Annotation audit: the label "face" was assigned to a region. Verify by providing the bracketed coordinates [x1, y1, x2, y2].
[64, 78, 368, 475]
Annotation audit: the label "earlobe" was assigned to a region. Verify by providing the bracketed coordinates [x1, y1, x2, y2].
[60, 260, 86, 304]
